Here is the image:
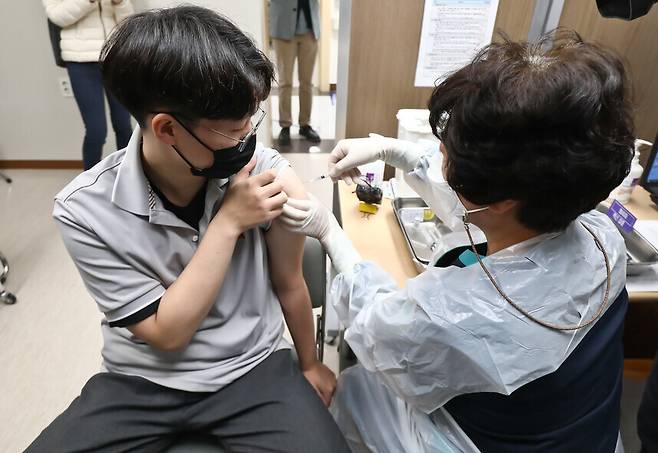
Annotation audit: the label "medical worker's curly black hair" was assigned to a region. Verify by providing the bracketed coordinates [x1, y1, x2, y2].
[428, 30, 634, 232]
[100, 5, 274, 127]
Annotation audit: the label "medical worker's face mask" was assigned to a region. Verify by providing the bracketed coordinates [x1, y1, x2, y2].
[433, 145, 489, 229]
[165, 107, 266, 179]
[426, 178, 489, 231]
[404, 144, 489, 231]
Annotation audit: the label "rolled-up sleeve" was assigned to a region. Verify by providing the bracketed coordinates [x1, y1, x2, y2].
[53, 199, 165, 324]
[253, 147, 291, 231]
[253, 147, 291, 175]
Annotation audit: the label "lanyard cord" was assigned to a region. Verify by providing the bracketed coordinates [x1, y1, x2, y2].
[463, 220, 612, 331]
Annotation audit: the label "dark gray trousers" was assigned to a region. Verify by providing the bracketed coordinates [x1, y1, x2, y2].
[26, 350, 350, 453]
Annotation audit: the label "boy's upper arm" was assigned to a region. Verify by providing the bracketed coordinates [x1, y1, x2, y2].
[265, 165, 309, 292]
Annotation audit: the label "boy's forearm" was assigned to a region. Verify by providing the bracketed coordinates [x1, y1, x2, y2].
[278, 284, 318, 370]
[129, 218, 240, 351]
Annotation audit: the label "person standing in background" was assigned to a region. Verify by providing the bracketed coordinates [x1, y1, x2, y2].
[269, 0, 322, 146]
[43, 0, 134, 170]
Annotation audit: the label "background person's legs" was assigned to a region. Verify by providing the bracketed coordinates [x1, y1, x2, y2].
[107, 91, 133, 150]
[297, 32, 318, 128]
[66, 63, 108, 170]
[25, 373, 184, 453]
[193, 350, 350, 453]
[273, 38, 297, 130]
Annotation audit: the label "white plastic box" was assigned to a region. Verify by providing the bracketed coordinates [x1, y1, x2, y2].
[396, 109, 437, 143]
[394, 109, 440, 197]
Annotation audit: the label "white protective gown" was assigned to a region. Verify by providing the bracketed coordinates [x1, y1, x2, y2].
[329, 151, 628, 452]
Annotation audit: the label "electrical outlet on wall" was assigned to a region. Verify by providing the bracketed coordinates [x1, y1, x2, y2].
[58, 76, 73, 97]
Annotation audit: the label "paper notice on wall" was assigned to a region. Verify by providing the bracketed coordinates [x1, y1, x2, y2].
[414, 0, 499, 87]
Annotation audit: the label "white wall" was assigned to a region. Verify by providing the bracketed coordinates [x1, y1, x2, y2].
[0, 1, 81, 161]
[0, 0, 270, 162]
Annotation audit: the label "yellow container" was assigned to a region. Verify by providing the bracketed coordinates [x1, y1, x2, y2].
[358, 202, 379, 215]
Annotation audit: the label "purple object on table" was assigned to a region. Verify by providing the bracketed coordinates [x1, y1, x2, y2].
[607, 200, 637, 233]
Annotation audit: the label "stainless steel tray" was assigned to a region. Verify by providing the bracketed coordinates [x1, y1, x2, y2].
[392, 197, 446, 272]
[392, 198, 658, 274]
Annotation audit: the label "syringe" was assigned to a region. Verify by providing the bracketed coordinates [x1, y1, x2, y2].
[305, 174, 330, 183]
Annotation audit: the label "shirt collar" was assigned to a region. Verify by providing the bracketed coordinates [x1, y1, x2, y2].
[112, 127, 230, 219]
[112, 127, 151, 216]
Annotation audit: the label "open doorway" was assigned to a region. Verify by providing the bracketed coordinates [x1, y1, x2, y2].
[264, 0, 339, 153]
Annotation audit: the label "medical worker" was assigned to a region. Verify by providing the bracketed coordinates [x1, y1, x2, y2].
[280, 32, 633, 452]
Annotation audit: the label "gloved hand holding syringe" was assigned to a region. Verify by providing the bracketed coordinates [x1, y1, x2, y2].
[305, 133, 424, 185]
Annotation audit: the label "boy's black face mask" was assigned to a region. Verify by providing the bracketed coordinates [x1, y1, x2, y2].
[169, 114, 256, 179]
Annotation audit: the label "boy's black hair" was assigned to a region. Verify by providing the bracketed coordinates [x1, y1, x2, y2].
[100, 6, 274, 127]
[428, 30, 634, 232]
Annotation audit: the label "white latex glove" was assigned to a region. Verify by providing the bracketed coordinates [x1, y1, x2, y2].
[280, 194, 362, 274]
[328, 133, 426, 185]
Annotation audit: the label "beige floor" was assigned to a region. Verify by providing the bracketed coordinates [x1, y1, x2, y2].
[270, 94, 336, 139]
[0, 153, 336, 452]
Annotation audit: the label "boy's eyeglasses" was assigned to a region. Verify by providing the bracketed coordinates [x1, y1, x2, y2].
[160, 106, 267, 153]
[202, 107, 267, 153]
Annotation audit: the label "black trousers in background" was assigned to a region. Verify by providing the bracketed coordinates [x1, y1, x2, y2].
[66, 62, 132, 170]
[26, 350, 350, 453]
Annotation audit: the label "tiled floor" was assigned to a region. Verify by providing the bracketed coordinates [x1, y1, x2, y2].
[268, 93, 337, 154]
[270, 94, 336, 141]
[276, 138, 336, 154]
[1, 169, 105, 452]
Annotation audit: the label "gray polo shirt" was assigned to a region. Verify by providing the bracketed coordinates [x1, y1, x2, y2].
[53, 127, 291, 392]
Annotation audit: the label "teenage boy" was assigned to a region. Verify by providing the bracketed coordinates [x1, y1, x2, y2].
[27, 6, 349, 452]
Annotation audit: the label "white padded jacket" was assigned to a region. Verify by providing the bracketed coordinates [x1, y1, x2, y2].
[43, 0, 134, 63]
